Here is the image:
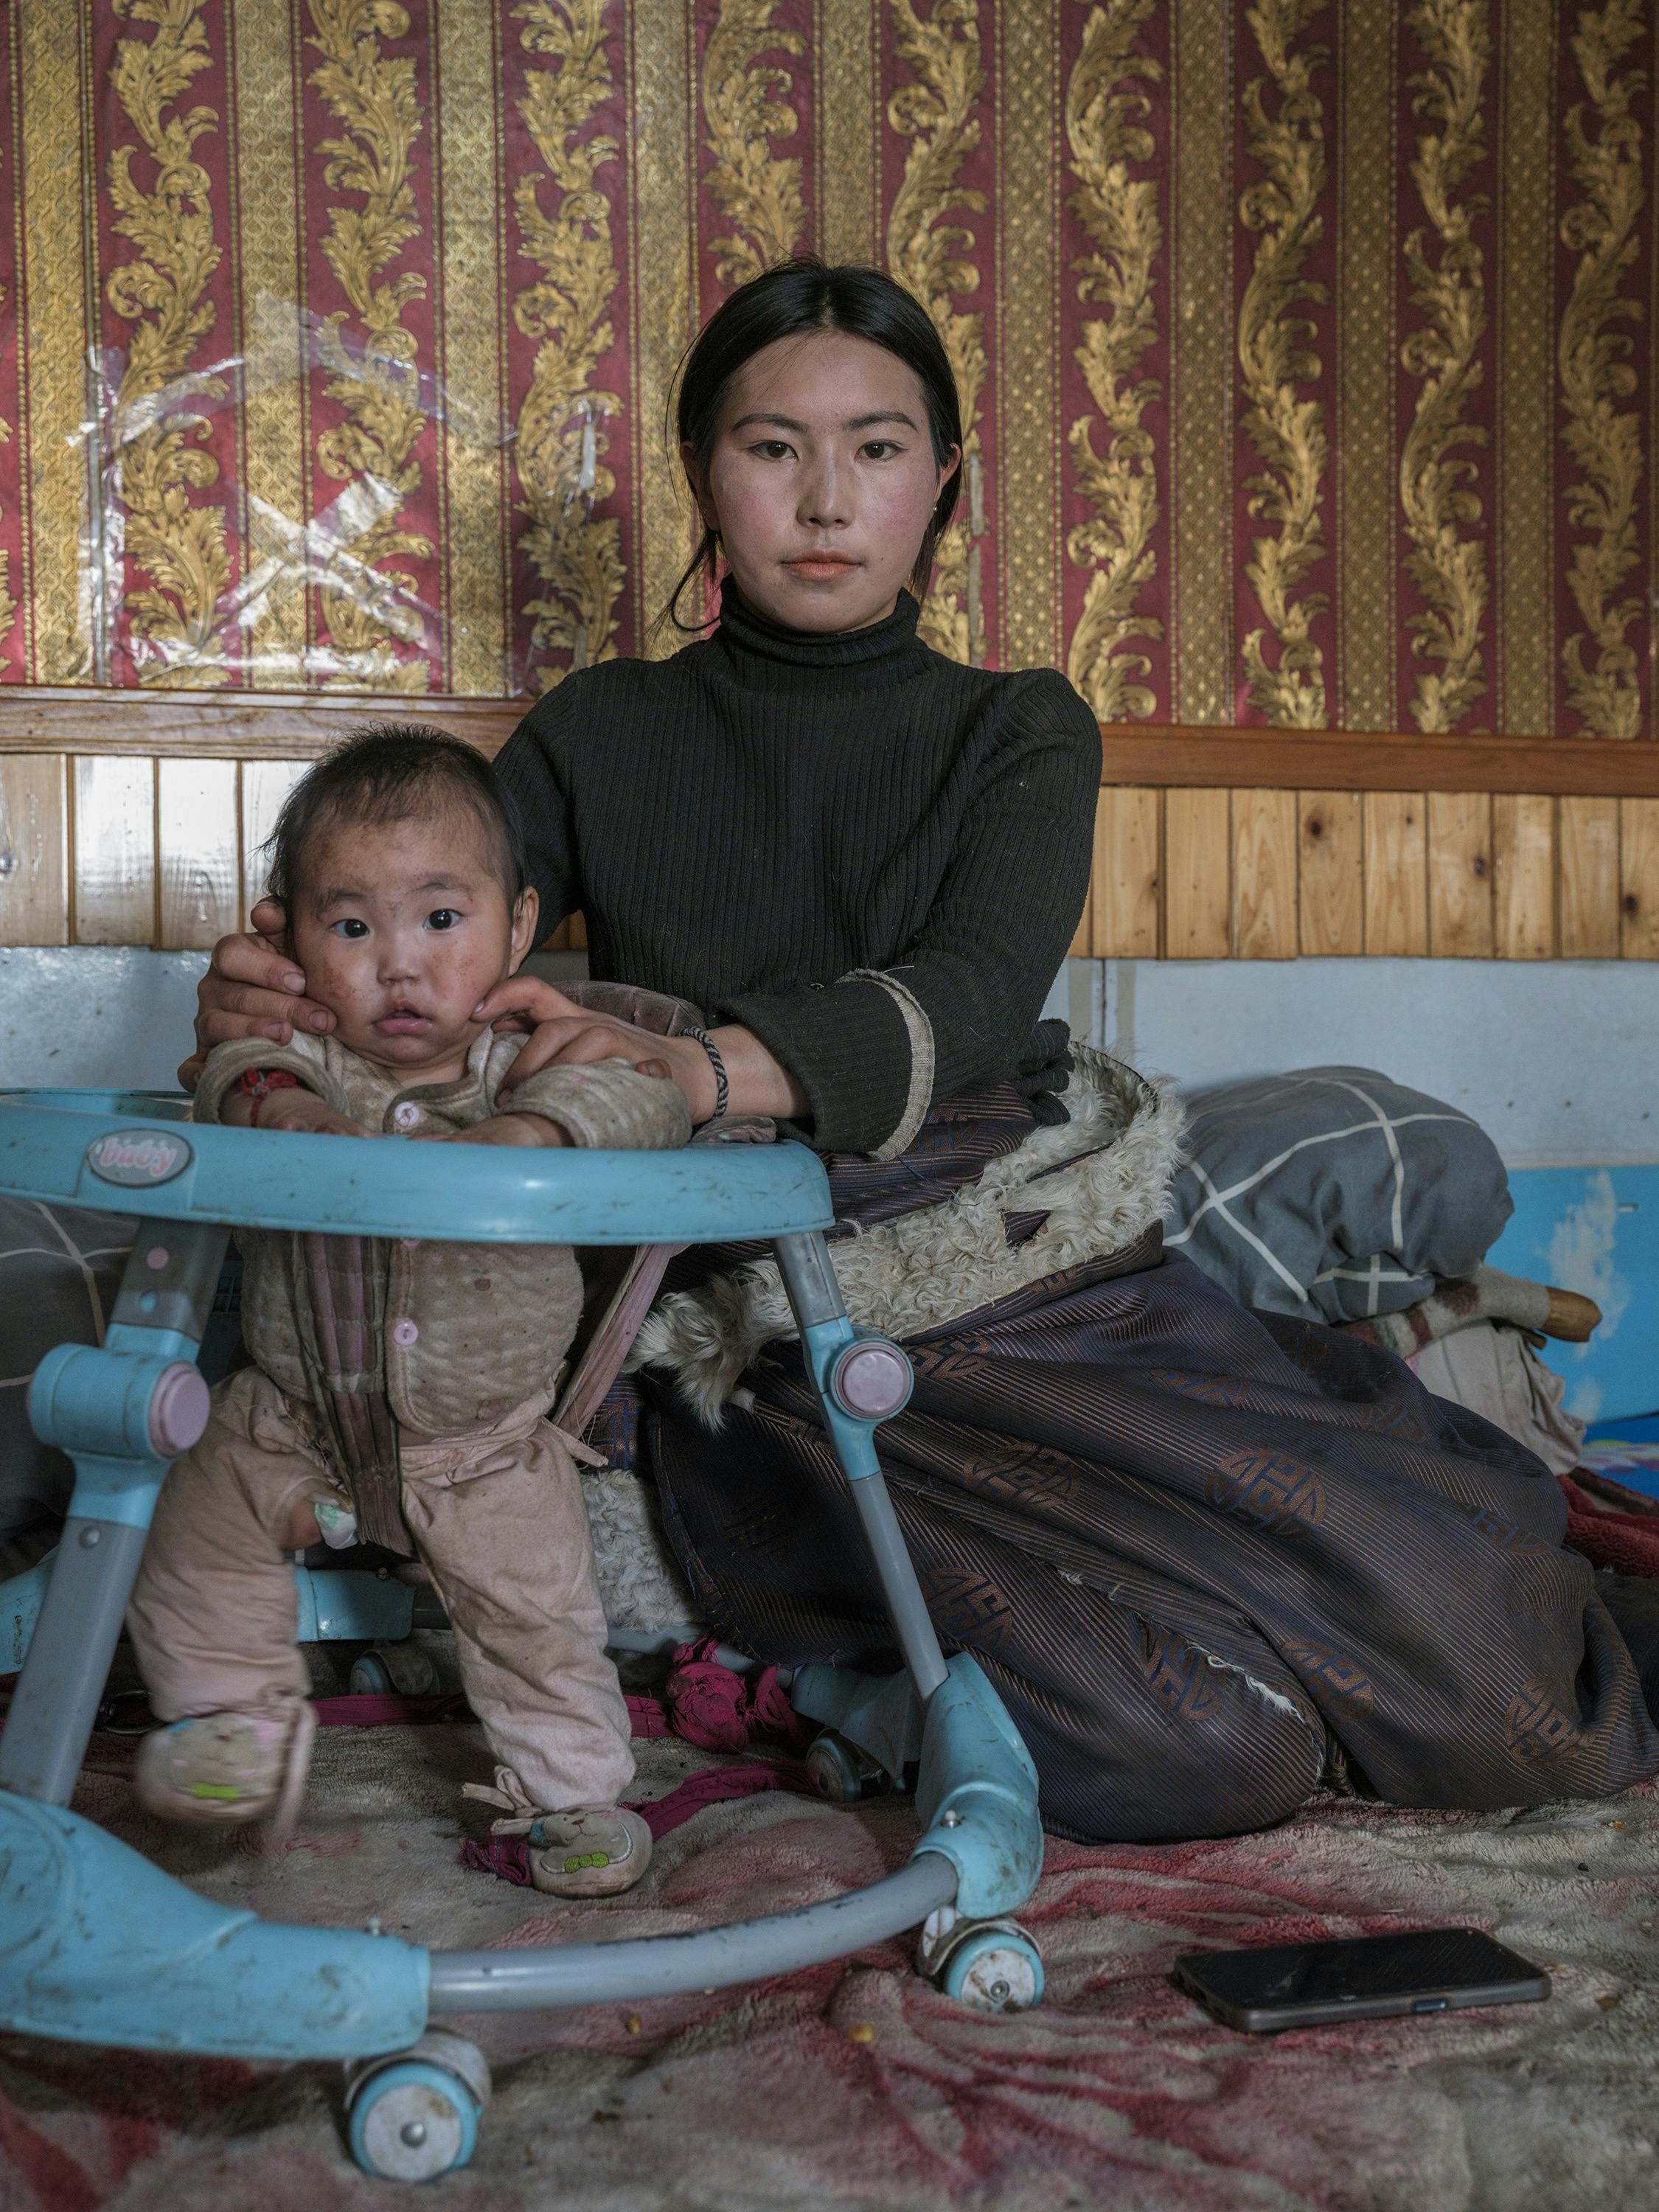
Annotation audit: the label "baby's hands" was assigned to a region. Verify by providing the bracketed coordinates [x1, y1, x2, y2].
[220, 1083, 368, 1137]
[257, 1093, 370, 1138]
[417, 1113, 571, 1149]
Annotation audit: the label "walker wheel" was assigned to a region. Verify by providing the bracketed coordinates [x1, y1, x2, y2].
[348, 1651, 394, 1697]
[929, 1922, 1043, 2015]
[804, 1730, 892, 1804]
[345, 2030, 490, 2181]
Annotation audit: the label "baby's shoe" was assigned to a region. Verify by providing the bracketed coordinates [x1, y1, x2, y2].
[465, 1767, 653, 1899]
[521, 1806, 653, 1899]
[134, 1692, 315, 1843]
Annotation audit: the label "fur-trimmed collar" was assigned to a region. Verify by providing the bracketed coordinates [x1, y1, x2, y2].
[628, 1048, 1185, 1425]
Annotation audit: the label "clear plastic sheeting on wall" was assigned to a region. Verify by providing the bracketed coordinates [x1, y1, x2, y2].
[72, 296, 521, 695]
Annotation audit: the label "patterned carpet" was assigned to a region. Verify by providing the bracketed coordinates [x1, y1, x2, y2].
[1, 1706, 1655, 2212]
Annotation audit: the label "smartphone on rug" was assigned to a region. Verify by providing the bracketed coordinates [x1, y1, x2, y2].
[1174, 1927, 1551, 2033]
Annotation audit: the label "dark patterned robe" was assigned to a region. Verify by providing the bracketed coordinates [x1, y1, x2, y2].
[601, 1088, 1659, 1846]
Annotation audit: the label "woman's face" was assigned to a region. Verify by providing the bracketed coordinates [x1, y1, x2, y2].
[684, 329, 959, 633]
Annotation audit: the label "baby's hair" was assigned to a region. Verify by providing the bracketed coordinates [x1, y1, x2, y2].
[264, 723, 529, 912]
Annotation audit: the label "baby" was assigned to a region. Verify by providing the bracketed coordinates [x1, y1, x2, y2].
[127, 723, 689, 1897]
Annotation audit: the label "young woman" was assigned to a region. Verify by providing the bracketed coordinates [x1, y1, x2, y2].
[190, 260, 1659, 1842]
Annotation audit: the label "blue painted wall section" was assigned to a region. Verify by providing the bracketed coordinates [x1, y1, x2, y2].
[1489, 1167, 1659, 1424]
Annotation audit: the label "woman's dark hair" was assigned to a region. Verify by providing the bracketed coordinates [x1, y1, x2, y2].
[667, 257, 963, 633]
[265, 723, 529, 911]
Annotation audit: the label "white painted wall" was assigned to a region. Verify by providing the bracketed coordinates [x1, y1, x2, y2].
[1, 948, 206, 1092]
[0, 945, 593, 1094]
[1044, 958, 1658, 1169]
[5, 947, 1653, 1171]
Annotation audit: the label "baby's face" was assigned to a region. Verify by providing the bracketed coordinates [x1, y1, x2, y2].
[289, 809, 536, 1079]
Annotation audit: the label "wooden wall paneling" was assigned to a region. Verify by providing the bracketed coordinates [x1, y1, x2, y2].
[1094, 785, 1161, 957]
[1427, 791, 1495, 956]
[540, 914, 589, 954]
[1163, 788, 1231, 958]
[1620, 799, 1659, 958]
[72, 756, 156, 945]
[239, 760, 308, 928]
[0, 754, 69, 946]
[1361, 792, 1429, 954]
[3, 684, 1654, 967]
[1094, 724, 1659, 795]
[1558, 796, 1621, 959]
[1492, 794, 1557, 959]
[1231, 788, 1300, 959]
[1068, 788, 1105, 956]
[7, 686, 1659, 794]
[0, 686, 525, 762]
[1298, 789, 1363, 955]
[158, 758, 241, 952]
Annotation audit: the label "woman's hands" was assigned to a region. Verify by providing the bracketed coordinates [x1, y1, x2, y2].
[476, 974, 810, 1125]
[472, 973, 723, 1121]
[185, 925, 810, 1125]
[181, 899, 334, 1089]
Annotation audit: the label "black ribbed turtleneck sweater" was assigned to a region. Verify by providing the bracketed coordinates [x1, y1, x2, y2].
[495, 582, 1100, 1156]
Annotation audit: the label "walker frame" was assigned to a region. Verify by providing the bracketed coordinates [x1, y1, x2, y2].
[0, 1088, 1043, 2180]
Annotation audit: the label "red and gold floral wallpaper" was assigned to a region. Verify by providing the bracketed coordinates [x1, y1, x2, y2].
[0, 0, 1651, 737]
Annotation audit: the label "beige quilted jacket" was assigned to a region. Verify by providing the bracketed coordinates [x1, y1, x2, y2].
[194, 1031, 690, 1437]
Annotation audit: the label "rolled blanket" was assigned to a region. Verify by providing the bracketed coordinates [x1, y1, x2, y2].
[1338, 1264, 1599, 1361]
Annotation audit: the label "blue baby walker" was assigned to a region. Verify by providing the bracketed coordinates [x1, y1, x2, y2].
[0, 1089, 1044, 2181]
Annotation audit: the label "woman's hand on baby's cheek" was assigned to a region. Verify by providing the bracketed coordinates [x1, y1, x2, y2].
[184, 900, 334, 1088]
[469, 973, 587, 1037]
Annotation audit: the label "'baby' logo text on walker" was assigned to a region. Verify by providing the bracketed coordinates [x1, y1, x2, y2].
[86, 1130, 193, 1187]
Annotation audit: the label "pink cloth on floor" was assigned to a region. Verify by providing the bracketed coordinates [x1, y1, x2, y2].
[1559, 1472, 1659, 1579]
[664, 1636, 816, 1752]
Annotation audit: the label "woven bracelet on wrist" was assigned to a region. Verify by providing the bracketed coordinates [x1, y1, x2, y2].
[234, 1067, 303, 1127]
[683, 1026, 729, 1123]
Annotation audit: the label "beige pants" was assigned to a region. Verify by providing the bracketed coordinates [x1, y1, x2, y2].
[126, 1366, 634, 1811]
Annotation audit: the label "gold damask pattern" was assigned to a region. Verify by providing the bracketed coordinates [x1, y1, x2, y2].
[1399, 0, 1490, 733]
[1237, 0, 1331, 728]
[0, 63, 13, 663]
[3, 3, 1655, 742]
[104, 0, 231, 688]
[1558, 0, 1646, 740]
[1063, 0, 1163, 723]
[1495, 1, 1557, 737]
[886, 0, 988, 666]
[702, 0, 808, 287]
[512, 0, 625, 690]
[1169, 0, 1232, 723]
[305, 0, 432, 692]
[0, 349, 14, 653]
[0, 472, 13, 661]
